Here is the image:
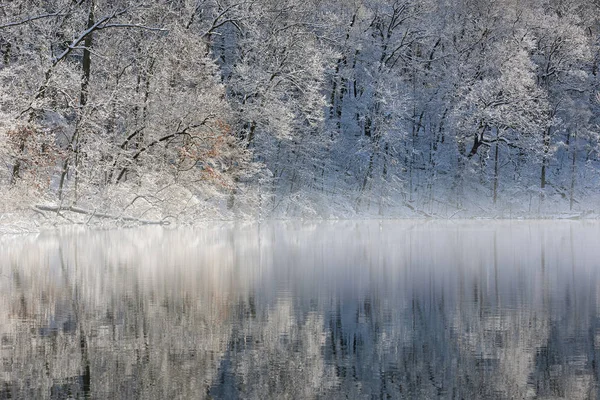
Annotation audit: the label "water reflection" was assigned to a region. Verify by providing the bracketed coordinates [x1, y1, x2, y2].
[0, 221, 599, 399]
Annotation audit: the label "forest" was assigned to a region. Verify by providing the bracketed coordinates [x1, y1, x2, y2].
[1, 0, 600, 222]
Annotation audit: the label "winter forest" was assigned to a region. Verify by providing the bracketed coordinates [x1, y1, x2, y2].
[1, 0, 600, 223]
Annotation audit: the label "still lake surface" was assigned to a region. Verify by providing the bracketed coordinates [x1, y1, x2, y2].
[1, 221, 599, 399]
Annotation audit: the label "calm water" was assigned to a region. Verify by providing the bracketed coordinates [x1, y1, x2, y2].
[1, 221, 599, 399]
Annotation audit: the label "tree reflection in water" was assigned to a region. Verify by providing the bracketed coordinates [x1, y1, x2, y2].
[0, 221, 599, 399]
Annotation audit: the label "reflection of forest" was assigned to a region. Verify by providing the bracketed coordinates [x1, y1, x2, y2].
[0, 228, 238, 399]
[0, 222, 599, 399]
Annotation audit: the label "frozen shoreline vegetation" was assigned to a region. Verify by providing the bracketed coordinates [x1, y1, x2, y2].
[1, 0, 599, 227]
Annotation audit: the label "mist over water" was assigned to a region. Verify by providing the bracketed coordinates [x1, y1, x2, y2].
[1, 221, 599, 399]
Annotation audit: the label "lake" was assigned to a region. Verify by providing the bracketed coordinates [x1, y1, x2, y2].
[0, 221, 599, 399]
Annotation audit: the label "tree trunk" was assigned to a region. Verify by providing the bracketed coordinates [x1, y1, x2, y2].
[493, 130, 499, 205]
[569, 133, 577, 211]
[541, 126, 550, 190]
[9, 138, 26, 185]
[2, 42, 10, 66]
[58, 1, 95, 199]
[74, 1, 95, 197]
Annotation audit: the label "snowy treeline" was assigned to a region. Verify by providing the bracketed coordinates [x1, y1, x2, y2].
[1, 0, 599, 221]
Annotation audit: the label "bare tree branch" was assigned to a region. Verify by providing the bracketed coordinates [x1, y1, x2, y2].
[99, 23, 167, 32]
[116, 116, 215, 183]
[200, 1, 249, 37]
[0, 11, 64, 29]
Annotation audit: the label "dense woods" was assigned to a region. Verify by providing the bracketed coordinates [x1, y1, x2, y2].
[1, 0, 599, 221]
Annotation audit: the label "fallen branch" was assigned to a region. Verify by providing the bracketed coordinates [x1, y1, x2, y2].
[29, 205, 48, 219]
[33, 204, 169, 225]
[403, 201, 433, 218]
